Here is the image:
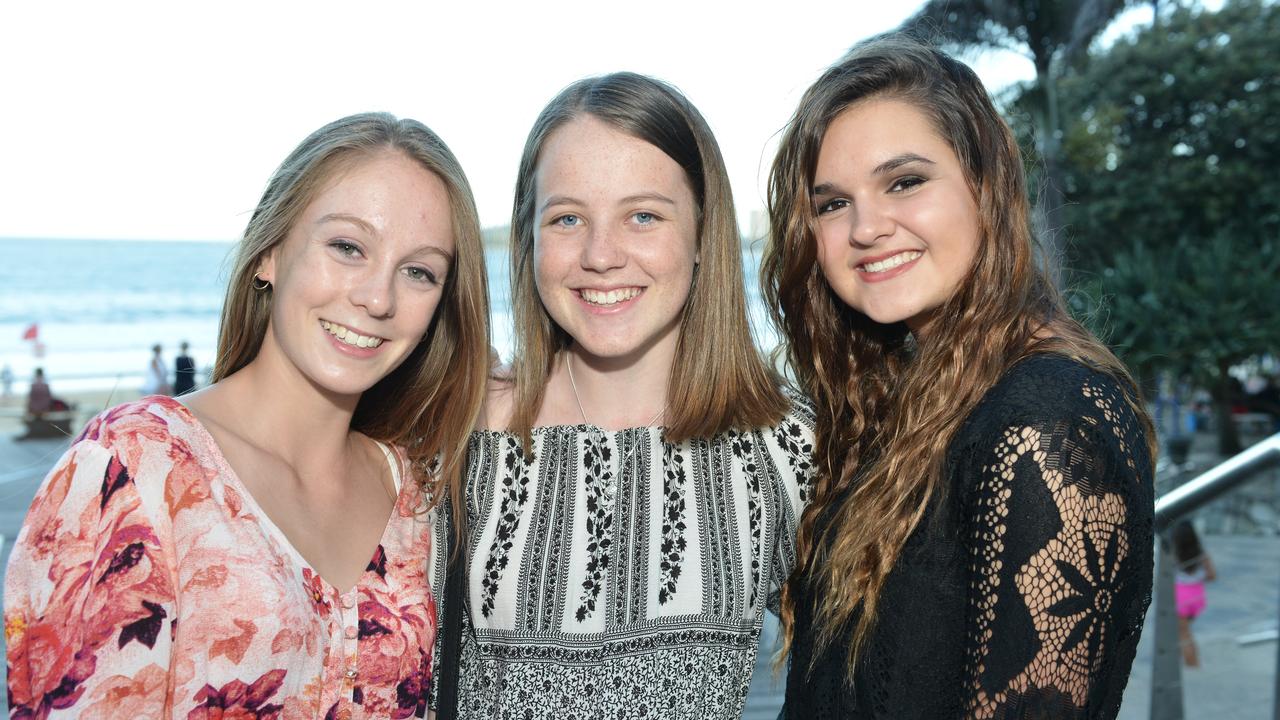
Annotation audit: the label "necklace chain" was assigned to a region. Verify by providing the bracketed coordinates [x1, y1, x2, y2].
[565, 354, 664, 474]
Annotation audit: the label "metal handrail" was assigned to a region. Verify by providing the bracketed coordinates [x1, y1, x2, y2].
[1154, 434, 1280, 532]
[1148, 432, 1280, 720]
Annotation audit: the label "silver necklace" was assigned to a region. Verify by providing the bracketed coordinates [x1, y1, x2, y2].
[565, 354, 664, 474]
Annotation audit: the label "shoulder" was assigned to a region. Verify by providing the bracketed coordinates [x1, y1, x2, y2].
[778, 384, 818, 427]
[962, 354, 1141, 438]
[75, 395, 195, 454]
[954, 354, 1153, 494]
[71, 396, 211, 501]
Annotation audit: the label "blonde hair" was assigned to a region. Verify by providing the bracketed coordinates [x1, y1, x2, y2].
[213, 112, 490, 532]
[762, 36, 1156, 675]
[507, 72, 785, 448]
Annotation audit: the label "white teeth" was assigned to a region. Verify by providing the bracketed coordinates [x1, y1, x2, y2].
[321, 320, 384, 349]
[861, 251, 922, 273]
[580, 287, 642, 306]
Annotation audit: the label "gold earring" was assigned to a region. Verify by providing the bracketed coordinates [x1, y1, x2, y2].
[252, 273, 272, 291]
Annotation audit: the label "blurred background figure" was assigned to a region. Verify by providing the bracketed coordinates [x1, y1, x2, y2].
[173, 341, 196, 396]
[1172, 521, 1217, 668]
[20, 367, 72, 440]
[143, 343, 171, 396]
[24, 368, 51, 418]
[1, 362, 12, 400]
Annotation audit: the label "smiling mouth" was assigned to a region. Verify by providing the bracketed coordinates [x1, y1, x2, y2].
[858, 250, 922, 274]
[578, 287, 642, 307]
[320, 320, 385, 349]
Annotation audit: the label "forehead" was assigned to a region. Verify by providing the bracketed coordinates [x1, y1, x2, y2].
[290, 151, 455, 251]
[816, 98, 954, 174]
[534, 116, 693, 200]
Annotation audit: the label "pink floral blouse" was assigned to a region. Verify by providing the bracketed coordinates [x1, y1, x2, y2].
[4, 396, 438, 719]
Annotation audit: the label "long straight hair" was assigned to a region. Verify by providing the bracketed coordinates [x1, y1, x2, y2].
[507, 72, 786, 448]
[762, 36, 1156, 673]
[213, 113, 490, 534]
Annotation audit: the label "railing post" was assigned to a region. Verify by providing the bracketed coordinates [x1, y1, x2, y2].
[1150, 536, 1184, 720]
[1274, 561, 1280, 720]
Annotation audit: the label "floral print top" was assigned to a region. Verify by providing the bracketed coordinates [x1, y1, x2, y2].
[4, 396, 439, 719]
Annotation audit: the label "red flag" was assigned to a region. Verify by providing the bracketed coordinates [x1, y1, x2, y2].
[21, 323, 38, 341]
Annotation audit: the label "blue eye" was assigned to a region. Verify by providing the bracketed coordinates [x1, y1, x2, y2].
[816, 199, 849, 215]
[633, 212, 656, 225]
[553, 214, 581, 228]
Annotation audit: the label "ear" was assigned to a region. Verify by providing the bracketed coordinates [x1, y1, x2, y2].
[256, 246, 280, 284]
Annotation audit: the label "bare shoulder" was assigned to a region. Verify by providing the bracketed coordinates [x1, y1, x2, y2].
[478, 376, 516, 432]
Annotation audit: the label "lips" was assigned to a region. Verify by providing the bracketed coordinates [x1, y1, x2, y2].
[320, 319, 385, 348]
[578, 287, 643, 306]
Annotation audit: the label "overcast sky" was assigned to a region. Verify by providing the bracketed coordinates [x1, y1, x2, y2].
[1, 1, 1085, 242]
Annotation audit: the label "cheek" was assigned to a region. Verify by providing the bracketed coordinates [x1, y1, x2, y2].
[408, 293, 445, 337]
[814, 225, 845, 282]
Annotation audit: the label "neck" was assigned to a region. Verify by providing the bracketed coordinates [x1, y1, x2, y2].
[216, 341, 362, 472]
[559, 339, 673, 430]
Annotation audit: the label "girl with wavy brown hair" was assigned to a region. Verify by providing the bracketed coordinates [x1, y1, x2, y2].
[762, 36, 1156, 719]
[5, 113, 489, 718]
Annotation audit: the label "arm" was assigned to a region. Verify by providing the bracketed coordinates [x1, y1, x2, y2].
[5, 436, 177, 718]
[961, 415, 1152, 719]
[766, 410, 816, 615]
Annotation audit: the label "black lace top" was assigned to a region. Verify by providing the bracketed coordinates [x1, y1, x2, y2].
[784, 355, 1154, 719]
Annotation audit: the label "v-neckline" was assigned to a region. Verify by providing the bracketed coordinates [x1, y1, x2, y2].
[166, 397, 405, 596]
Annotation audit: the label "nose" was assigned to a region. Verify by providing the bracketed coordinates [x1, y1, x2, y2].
[349, 264, 397, 319]
[849, 197, 894, 248]
[581, 224, 626, 272]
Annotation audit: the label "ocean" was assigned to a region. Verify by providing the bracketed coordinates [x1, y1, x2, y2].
[0, 237, 774, 395]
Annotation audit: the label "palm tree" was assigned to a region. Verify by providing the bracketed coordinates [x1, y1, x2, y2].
[897, 0, 1135, 283]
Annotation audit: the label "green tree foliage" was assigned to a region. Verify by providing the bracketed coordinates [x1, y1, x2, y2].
[899, 0, 1135, 279]
[1056, 0, 1280, 453]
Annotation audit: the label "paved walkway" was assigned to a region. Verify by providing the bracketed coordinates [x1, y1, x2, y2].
[0, 428, 1276, 717]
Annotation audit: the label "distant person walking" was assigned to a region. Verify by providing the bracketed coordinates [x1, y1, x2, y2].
[1172, 520, 1216, 667]
[142, 343, 172, 396]
[1, 363, 12, 400]
[173, 341, 197, 396]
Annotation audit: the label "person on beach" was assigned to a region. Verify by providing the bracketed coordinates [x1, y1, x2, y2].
[762, 37, 1156, 718]
[143, 342, 172, 396]
[174, 340, 197, 396]
[23, 366, 53, 417]
[4, 113, 489, 718]
[1171, 520, 1216, 667]
[445, 73, 815, 719]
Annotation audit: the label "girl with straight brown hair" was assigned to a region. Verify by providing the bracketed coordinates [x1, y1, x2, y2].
[5, 112, 489, 718]
[763, 36, 1156, 719]
[447, 72, 815, 719]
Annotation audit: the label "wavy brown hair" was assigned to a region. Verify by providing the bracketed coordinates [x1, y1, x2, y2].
[212, 113, 490, 534]
[762, 36, 1156, 675]
[507, 72, 786, 448]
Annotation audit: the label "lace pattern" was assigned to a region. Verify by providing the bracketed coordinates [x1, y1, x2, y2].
[785, 355, 1154, 720]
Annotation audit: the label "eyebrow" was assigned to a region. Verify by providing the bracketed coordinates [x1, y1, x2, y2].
[317, 213, 454, 262]
[538, 192, 678, 213]
[873, 152, 935, 176]
[317, 212, 378, 235]
[539, 195, 580, 213]
[812, 153, 936, 197]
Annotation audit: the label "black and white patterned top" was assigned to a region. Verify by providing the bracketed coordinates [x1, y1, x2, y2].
[453, 394, 815, 719]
